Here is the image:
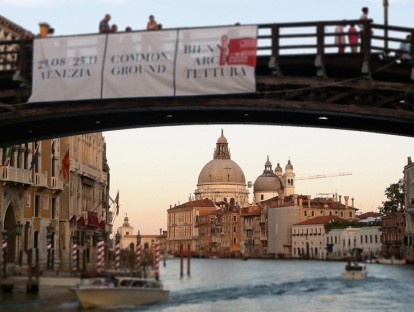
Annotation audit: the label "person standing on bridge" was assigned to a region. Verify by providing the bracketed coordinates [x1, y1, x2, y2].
[359, 7, 369, 52]
[348, 23, 359, 53]
[399, 34, 412, 62]
[335, 24, 346, 53]
[147, 15, 158, 30]
[99, 14, 111, 33]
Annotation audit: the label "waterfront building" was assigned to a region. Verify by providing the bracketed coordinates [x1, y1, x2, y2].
[292, 215, 343, 259]
[167, 199, 216, 255]
[56, 134, 110, 272]
[265, 194, 358, 257]
[195, 209, 217, 257]
[404, 156, 414, 261]
[194, 131, 249, 207]
[240, 205, 263, 257]
[211, 201, 242, 257]
[327, 223, 381, 260]
[0, 133, 110, 273]
[381, 209, 405, 259]
[1, 140, 64, 273]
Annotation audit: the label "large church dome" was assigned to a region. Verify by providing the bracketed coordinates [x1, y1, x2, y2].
[195, 131, 249, 206]
[198, 159, 246, 184]
[198, 130, 245, 184]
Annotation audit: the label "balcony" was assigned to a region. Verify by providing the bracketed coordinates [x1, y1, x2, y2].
[33, 172, 48, 188]
[50, 176, 64, 191]
[0, 166, 32, 185]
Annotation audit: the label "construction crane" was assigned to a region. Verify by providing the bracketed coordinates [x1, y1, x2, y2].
[296, 172, 352, 181]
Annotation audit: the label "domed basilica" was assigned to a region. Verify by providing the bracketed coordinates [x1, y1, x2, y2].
[194, 131, 295, 205]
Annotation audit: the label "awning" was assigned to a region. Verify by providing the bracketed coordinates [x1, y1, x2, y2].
[77, 216, 86, 228]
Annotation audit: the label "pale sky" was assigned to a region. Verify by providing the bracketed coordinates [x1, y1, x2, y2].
[2, 0, 414, 234]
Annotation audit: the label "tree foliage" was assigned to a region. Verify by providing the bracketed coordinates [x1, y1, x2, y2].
[324, 220, 362, 232]
[379, 178, 404, 215]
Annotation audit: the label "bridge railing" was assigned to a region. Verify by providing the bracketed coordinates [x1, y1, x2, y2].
[0, 38, 32, 82]
[0, 19, 413, 84]
[257, 19, 413, 57]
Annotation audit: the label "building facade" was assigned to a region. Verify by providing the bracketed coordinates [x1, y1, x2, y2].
[292, 215, 344, 259]
[167, 199, 217, 255]
[0, 133, 110, 274]
[404, 156, 414, 261]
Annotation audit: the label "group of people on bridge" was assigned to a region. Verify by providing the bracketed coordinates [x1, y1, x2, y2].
[334, 7, 412, 62]
[99, 14, 162, 34]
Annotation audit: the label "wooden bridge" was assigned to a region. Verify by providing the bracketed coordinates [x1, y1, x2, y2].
[0, 19, 413, 146]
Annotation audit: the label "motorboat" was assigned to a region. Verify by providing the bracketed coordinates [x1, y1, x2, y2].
[341, 261, 367, 280]
[74, 276, 170, 308]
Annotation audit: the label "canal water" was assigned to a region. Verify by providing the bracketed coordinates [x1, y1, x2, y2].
[1, 258, 414, 311]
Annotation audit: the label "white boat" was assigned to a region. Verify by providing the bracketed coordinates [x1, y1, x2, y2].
[376, 257, 407, 265]
[74, 276, 170, 308]
[341, 261, 367, 280]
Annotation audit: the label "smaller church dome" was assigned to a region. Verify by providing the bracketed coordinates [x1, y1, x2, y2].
[275, 162, 282, 173]
[254, 157, 284, 193]
[285, 160, 293, 170]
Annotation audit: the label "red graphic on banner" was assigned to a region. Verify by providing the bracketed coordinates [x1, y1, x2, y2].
[219, 35, 229, 66]
[219, 36, 257, 67]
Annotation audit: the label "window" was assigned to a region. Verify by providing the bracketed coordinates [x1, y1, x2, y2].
[51, 197, 57, 219]
[233, 215, 237, 222]
[233, 226, 237, 232]
[304, 210, 307, 216]
[34, 195, 40, 217]
[261, 194, 264, 200]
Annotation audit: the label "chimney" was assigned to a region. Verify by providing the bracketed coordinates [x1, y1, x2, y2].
[299, 197, 303, 208]
[344, 196, 349, 208]
[339, 195, 342, 204]
[351, 198, 354, 208]
[408, 156, 412, 165]
[293, 194, 298, 206]
[307, 195, 311, 208]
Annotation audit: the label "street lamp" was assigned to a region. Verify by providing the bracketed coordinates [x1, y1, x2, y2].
[46, 222, 54, 270]
[15, 221, 23, 266]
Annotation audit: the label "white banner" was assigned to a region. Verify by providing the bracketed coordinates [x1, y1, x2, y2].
[175, 26, 257, 96]
[29, 26, 257, 103]
[29, 35, 106, 102]
[102, 31, 177, 98]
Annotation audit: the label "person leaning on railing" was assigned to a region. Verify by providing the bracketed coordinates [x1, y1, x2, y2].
[399, 34, 412, 62]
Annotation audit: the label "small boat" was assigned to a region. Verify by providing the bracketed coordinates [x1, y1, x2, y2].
[376, 256, 407, 265]
[341, 260, 367, 280]
[74, 276, 169, 308]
